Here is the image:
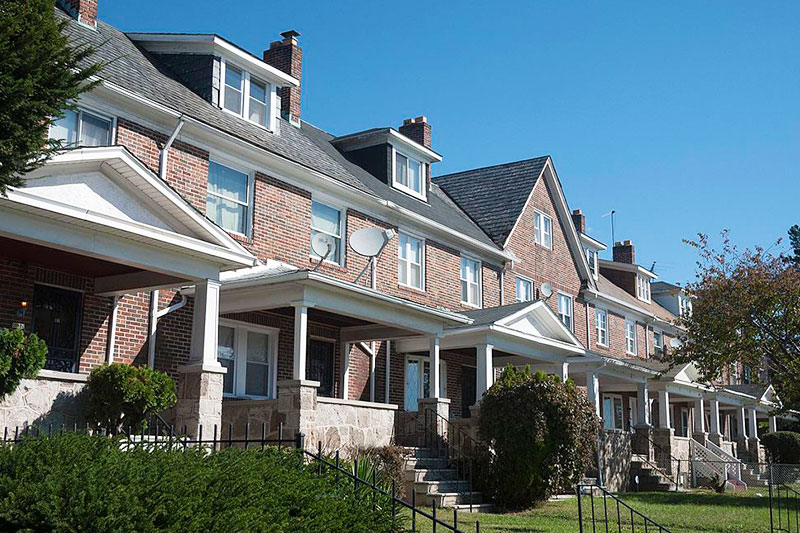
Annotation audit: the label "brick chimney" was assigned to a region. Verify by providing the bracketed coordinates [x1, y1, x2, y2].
[571, 209, 586, 234]
[613, 240, 636, 264]
[58, 0, 98, 28]
[399, 116, 432, 149]
[263, 30, 302, 126]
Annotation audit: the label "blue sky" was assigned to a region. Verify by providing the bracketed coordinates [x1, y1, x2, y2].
[100, 1, 800, 284]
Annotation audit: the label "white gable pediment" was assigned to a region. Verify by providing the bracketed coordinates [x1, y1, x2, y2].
[498, 301, 583, 348]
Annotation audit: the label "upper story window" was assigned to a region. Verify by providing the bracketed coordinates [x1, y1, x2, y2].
[398, 233, 424, 290]
[653, 329, 664, 354]
[625, 319, 637, 355]
[460, 256, 481, 307]
[534, 210, 553, 249]
[50, 108, 113, 148]
[516, 277, 533, 302]
[310, 200, 344, 265]
[558, 293, 573, 331]
[595, 308, 608, 347]
[679, 294, 693, 317]
[221, 60, 274, 129]
[393, 149, 425, 199]
[636, 275, 651, 302]
[586, 248, 598, 278]
[206, 160, 251, 236]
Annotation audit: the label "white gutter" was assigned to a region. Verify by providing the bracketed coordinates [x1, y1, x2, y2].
[106, 295, 119, 363]
[158, 118, 184, 181]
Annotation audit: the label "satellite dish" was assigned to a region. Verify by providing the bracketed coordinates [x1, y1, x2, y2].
[669, 338, 682, 349]
[311, 233, 334, 258]
[540, 282, 553, 300]
[350, 228, 396, 257]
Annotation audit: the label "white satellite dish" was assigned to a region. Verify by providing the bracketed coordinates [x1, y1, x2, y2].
[540, 282, 553, 300]
[350, 228, 396, 257]
[310, 233, 335, 272]
[669, 338, 682, 349]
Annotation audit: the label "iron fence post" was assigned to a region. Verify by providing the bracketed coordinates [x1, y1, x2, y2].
[578, 485, 584, 533]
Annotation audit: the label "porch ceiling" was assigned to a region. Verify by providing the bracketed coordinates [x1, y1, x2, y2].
[1, 236, 138, 278]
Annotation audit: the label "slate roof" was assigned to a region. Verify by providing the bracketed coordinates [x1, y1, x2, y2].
[457, 301, 535, 327]
[57, 9, 497, 249]
[434, 157, 550, 247]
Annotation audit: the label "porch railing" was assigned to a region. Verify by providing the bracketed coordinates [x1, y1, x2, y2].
[577, 483, 673, 532]
[704, 438, 743, 482]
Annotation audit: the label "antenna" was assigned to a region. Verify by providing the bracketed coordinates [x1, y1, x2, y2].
[310, 233, 335, 272]
[350, 228, 396, 288]
[650, 261, 657, 273]
[539, 282, 553, 301]
[602, 210, 616, 246]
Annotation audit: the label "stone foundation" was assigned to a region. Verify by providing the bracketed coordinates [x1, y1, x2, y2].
[598, 429, 632, 492]
[0, 371, 87, 430]
[175, 366, 224, 438]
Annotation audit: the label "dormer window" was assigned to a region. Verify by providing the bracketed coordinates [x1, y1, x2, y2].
[636, 274, 651, 302]
[393, 148, 425, 200]
[679, 293, 692, 317]
[586, 248, 598, 279]
[221, 59, 276, 130]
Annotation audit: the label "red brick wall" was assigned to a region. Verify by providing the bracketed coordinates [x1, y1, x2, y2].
[588, 303, 654, 360]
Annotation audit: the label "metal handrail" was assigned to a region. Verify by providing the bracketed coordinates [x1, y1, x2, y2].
[704, 438, 743, 482]
[578, 483, 674, 533]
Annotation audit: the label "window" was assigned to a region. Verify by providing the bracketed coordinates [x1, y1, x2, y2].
[595, 308, 608, 347]
[31, 284, 83, 373]
[558, 293, 573, 331]
[460, 256, 481, 306]
[310, 201, 343, 264]
[636, 275, 651, 302]
[653, 329, 663, 354]
[534, 210, 553, 249]
[393, 150, 425, 198]
[404, 357, 448, 411]
[50, 108, 112, 148]
[625, 319, 637, 355]
[216, 322, 277, 398]
[603, 395, 624, 430]
[398, 233, 424, 290]
[516, 277, 533, 302]
[679, 294, 692, 317]
[586, 248, 598, 278]
[207, 161, 251, 235]
[221, 61, 274, 129]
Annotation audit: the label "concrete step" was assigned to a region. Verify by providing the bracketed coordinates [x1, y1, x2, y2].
[416, 490, 484, 508]
[404, 457, 450, 470]
[452, 503, 495, 513]
[405, 468, 460, 482]
[413, 479, 472, 495]
[398, 446, 443, 459]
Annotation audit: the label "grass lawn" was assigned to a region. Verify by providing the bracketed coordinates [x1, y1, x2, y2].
[406, 488, 777, 533]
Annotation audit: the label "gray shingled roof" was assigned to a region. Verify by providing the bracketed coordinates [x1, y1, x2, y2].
[456, 301, 535, 327]
[725, 384, 768, 399]
[434, 157, 550, 247]
[58, 8, 497, 248]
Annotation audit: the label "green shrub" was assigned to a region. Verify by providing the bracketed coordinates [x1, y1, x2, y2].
[478, 366, 601, 509]
[763, 431, 800, 463]
[350, 445, 407, 497]
[0, 433, 400, 533]
[0, 328, 47, 398]
[85, 364, 177, 430]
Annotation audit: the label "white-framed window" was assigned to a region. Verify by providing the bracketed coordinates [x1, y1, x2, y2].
[50, 107, 114, 148]
[558, 293, 573, 331]
[206, 160, 252, 236]
[586, 248, 598, 278]
[516, 277, 533, 302]
[392, 148, 426, 199]
[310, 200, 344, 265]
[398, 232, 424, 290]
[679, 294, 693, 317]
[534, 210, 553, 249]
[221, 59, 275, 130]
[460, 256, 481, 307]
[217, 321, 278, 399]
[653, 329, 664, 353]
[602, 394, 624, 430]
[636, 275, 651, 302]
[404, 356, 447, 411]
[595, 308, 608, 347]
[625, 319, 637, 355]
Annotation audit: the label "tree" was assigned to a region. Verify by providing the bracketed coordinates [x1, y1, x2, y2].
[671, 231, 800, 411]
[478, 366, 600, 509]
[789, 225, 800, 269]
[0, 328, 47, 398]
[0, 0, 102, 195]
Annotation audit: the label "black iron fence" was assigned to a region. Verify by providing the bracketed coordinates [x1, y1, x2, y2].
[771, 483, 800, 533]
[577, 483, 674, 533]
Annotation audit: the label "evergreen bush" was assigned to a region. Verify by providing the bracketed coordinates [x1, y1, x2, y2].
[0, 328, 47, 398]
[763, 431, 800, 464]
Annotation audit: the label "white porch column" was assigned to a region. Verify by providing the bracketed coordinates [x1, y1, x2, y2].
[189, 279, 222, 368]
[369, 342, 377, 403]
[694, 398, 706, 434]
[476, 343, 494, 401]
[340, 342, 350, 399]
[637, 381, 651, 427]
[709, 398, 721, 436]
[736, 407, 746, 438]
[556, 362, 569, 382]
[429, 336, 441, 399]
[658, 390, 671, 429]
[106, 295, 119, 364]
[769, 416, 778, 433]
[747, 408, 758, 440]
[586, 371, 601, 418]
[292, 302, 309, 381]
[384, 340, 391, 404]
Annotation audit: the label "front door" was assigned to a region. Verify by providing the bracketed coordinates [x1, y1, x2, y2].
[31, 284, 83, 373]
[404, 356, 446, 411]
[307, 339, 334, 397]
[461, 366, 476, 418]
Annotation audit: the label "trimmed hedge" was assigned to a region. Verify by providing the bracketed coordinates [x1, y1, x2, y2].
[0, 433, 400, 532]
[763, 431, 800, 464]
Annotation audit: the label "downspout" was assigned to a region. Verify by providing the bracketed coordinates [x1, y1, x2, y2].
[158, 117, 185, 181]
[106, 296, 119, 363]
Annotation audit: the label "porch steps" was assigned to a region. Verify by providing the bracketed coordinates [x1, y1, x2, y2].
[740, 465, 769, 487]
[399, 446, 490, 510]
[630, 455, 677, 492]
